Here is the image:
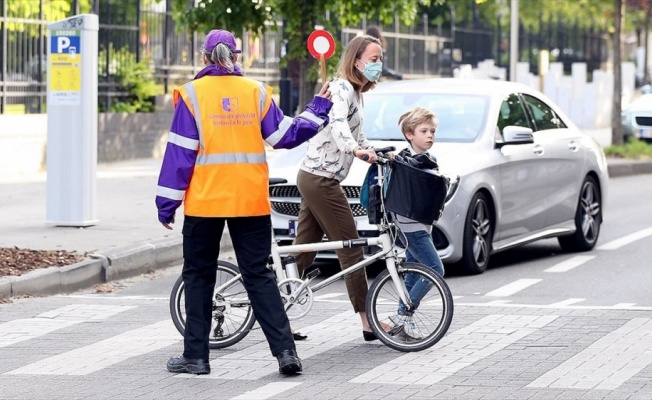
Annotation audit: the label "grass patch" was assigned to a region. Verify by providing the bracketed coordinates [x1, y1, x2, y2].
[604, 138, 652, 160]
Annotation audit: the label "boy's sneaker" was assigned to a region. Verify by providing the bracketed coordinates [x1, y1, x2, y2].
[389, 315, 424, 340]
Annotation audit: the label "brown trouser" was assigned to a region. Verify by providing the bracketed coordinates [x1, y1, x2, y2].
[293, 169, 368, 313]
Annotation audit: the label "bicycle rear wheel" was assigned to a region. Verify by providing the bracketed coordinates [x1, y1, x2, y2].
[169, 260, 256, 349]
[366, 262, 454, 352]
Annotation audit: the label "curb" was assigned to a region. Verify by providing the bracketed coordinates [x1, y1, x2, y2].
[607, 159, 652, 177]
[0, 231, 233, 300]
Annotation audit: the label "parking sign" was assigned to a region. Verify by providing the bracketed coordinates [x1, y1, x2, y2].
[49, 30, 81, 105]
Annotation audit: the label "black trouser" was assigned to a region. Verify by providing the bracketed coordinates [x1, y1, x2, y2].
[181, 215, 295, 361]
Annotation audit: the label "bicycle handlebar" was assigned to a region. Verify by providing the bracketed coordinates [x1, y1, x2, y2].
[360, 146, 396, 162]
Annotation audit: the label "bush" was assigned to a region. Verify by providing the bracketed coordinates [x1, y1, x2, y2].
[98, 45, 163, 113]
[604, 138, 652, 160]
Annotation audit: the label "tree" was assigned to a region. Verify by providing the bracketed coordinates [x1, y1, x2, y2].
[171, 0, 440, 111]
[613, 0, 624, 146]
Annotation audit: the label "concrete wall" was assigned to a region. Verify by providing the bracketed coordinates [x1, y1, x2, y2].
[455, 60, 636, 129]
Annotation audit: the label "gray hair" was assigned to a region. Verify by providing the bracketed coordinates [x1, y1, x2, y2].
[207, 43, 235, 72]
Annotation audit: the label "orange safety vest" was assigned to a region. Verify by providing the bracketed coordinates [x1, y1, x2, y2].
[173, 75, 273, 217]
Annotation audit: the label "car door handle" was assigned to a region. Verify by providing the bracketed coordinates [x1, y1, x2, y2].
[568, 141, 579, 152]
[533, 144, 544, 156]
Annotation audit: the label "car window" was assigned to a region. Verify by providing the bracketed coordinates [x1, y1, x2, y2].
[497, 94, 531, 135]
[363, 93, 489, 143]
[522, 94, 567, 131]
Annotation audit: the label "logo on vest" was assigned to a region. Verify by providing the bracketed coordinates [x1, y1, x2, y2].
[222, 97, 239, 112]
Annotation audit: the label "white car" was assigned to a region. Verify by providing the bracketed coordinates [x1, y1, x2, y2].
[268, 78, 609, 274]
[621, 93, 652, 142]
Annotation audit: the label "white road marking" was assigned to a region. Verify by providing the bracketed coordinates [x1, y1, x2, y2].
[484, 300, 512, 305]
[0, 304, 135, 348]
[350, 314, 558, 385]
[185, 311, 361, 380]
[485, 279, 542, 297]
[597, 227, 652, 250]
[548, 298, 586, 307]
[528, 318, 652, 390]
[455, 301, 652, 311]
[56, 295, 168, 301]
[613, 303, 637, 308]
[313, 293, 346, 300]
[544, 255, 595, 273]
[229, 382, 302, 400]
[5, 320, 180, 375]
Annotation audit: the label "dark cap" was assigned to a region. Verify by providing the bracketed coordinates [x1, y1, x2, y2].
[202, 29, 241, 54]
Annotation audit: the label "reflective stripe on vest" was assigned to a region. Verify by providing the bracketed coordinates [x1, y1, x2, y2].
[177, 76, 273, 217]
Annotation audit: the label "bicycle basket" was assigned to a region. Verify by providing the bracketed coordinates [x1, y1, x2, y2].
[384, 158, 449, 224]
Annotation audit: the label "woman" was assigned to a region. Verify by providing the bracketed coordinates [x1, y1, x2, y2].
[292, 35, 383, 340]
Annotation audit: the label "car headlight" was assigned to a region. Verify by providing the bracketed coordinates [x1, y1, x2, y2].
[444, 175, 460, 203]
[621, 112, 631, 125]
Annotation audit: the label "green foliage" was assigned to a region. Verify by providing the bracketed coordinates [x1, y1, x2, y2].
[171, 0, 435, 106]
[99, 45, 163, 113]
[6, 0, 92, 34]
[604, 138, 652, 159]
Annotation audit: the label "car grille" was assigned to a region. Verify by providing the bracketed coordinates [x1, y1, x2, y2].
[269, 185, 361, 198]
[635, 116, 652, 127]
[271, 201, 368, 217]
[270, 185, 366, 217]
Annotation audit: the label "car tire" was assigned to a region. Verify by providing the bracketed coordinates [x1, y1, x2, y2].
[558, 175, 602, 252]
[459, 192, 493, 275]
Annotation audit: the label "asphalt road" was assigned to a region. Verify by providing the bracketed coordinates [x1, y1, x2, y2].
[1, 174, 651, 399]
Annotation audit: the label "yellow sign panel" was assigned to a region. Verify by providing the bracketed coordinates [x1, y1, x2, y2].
[49, 53, 81, 91]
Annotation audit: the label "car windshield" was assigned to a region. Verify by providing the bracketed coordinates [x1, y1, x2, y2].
[363, 92, 490, 142]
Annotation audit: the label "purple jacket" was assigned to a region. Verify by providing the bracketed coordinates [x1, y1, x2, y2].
[155, 64, 333, 224]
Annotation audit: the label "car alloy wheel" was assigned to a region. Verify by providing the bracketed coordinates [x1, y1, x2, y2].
[460, 192, 493, 274]
[558, 175, 601, 252]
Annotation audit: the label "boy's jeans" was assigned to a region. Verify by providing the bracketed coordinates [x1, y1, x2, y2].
[398, 230, 444, 316]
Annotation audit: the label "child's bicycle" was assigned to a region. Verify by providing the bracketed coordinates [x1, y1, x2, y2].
[169, 147, 454, 352]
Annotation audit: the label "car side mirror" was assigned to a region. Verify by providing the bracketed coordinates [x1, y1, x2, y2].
[496, 125, 534, 148]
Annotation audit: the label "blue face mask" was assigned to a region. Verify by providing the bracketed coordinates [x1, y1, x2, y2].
[357, 60, 383, 82]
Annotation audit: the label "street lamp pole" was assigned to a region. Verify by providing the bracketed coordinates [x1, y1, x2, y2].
[509, 0, 519, 81]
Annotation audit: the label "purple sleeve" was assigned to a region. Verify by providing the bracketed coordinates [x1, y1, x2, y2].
[261, 96, 333, 149]
[155, 100, 199, 224]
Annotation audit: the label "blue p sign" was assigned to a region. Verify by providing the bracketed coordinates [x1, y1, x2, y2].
[57, 37, 71, 53]
[51, 34, 80, 55]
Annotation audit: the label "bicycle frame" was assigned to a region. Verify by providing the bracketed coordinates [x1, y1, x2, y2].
[213, 227, 412, 312]
[213, 152, 414, 311]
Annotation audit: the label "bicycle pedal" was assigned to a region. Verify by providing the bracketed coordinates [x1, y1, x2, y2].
[306, 269, 320, 280]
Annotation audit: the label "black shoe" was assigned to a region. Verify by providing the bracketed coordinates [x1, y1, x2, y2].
[293, 331, 308, 341]
[166, 356, 210, 375]
[363, 330, 378, 341]
[276, 349, 302, 376]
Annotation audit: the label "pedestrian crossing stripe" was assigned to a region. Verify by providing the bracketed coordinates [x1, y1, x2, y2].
[528, 317, 652, 390]
[5, 320, 179, 375]
[350, 314, 558, 385]
[0, 304, 135, 348]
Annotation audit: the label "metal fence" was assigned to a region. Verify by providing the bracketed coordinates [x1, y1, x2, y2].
[1, 1, 610, 114]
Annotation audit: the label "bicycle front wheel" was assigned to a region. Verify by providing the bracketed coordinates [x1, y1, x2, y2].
[169, 260, 256, 349]
[366, 262, 454, 352]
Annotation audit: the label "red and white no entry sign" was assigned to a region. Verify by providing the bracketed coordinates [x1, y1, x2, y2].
[307, 30, 335, 60]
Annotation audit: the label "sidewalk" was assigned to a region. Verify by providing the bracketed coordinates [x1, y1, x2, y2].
[1, 130, 651, 299]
